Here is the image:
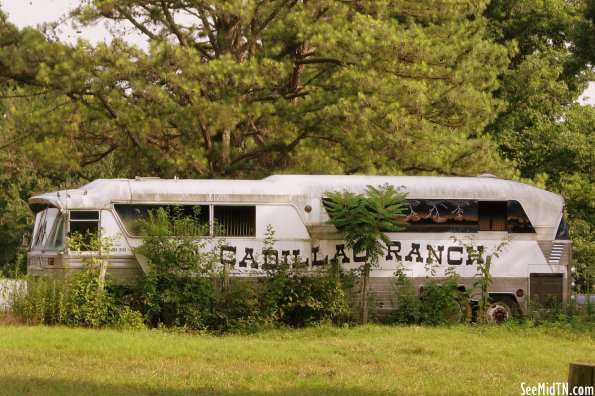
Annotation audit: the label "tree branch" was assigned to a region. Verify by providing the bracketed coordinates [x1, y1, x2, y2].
[80, 143, 119, 166]
[160, 1, 188, 46]
[197, 4, 219, 56]
[293, 57, 343, 65]
[116, 7, 158, 40]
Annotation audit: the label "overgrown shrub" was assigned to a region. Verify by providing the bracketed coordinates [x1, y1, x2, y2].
[67, 265, 117, 327]
[390, 278, 421, 324]
[134, 209, 352, 332]
[211, 280, 273, 333]
[5, 269, 119, 328]
[135, 207, 220, 329]
[391, 276, 467, 326]
[112, 306, 146, 331]
[525, 295, 594, 329]
[259, 259, 351, 328]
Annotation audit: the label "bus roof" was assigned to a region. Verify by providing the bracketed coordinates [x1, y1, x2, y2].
[28, 175, 564, 228]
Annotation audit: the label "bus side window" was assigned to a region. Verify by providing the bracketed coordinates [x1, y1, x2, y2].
[555, 216, 570, 240]
[114, 204, 209, 236]
[507, 201, 535, 233]
[69, 210, 100, 251]
[478, 201, 506, 231]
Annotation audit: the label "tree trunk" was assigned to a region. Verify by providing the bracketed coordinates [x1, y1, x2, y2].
[222, 262, 230, 291]
[360, 264, 370, 324]
[98, 258, 107, 293]
[480, 255, 492, 323]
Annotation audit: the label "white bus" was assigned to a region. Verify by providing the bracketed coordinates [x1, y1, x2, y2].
[27, 174, 572, 321]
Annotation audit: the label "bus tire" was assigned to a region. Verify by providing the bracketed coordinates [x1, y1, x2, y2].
[485, 301, 512, 324]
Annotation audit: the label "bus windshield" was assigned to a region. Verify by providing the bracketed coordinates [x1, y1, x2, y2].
[31, 208, 65, 250]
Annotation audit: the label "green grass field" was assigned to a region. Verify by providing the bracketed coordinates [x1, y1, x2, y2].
[0, 324, 592, 395]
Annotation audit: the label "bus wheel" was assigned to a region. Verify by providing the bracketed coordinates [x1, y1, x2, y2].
[445, 299, 465, 324]
[486, 301, 512, 324]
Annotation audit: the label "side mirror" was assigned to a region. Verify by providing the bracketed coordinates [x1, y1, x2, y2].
[21, 233, 30, 248]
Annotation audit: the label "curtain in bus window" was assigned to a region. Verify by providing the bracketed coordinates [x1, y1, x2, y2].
[492, 209, 506, 231]
[478, 201, 506, 231]
[214, 206, 255, 236]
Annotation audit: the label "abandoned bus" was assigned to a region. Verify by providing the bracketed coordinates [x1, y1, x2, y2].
[27, 174, 572, 321]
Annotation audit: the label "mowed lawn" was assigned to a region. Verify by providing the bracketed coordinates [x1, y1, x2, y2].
[0, 325, 592, 395]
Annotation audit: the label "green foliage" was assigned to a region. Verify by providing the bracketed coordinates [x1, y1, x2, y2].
[135, 209, 350, 332]
[418, 277, 467, 326]
[0, 83, 129, 272]
[325, 184, 408, 255]
[391, 276, 467, 326]
[524, 296, 594, 331]
[112, 306, 146, 331]
[211, 280, 272, 334]
[0, 250, 26, 278]
[484, 0, 595, 292]
[4, 232, 134, 328]
[66, 265, 116, 327]
[5, 269, 117, 328]
[325, 184, 407, 324]
[67, 232, 117, 327]
[260, 259, 352, 328]
[5, 276, 69, 325]
[1, 2, 510, 178]
[134, 207, 218, 328]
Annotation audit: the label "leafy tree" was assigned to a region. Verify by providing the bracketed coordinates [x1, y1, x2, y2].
[324, 184, 407, 324]
[0, 83, 126, 271]
[484, 0, 595, 292]
[1, 2, 510, 178]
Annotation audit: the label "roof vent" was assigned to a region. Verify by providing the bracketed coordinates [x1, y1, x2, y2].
[134, 176, 161, 181]
[478, 173, 498, 179]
